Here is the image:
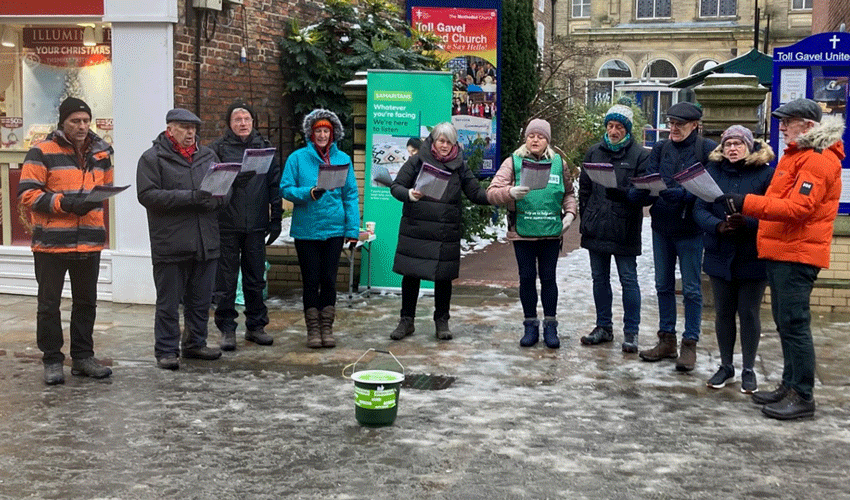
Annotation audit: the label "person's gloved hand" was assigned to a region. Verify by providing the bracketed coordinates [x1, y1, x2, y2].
[510, 186, 530, 200]
[192, 189, 212, 206]
[605, 187, 627, 202]
[310, 187, 326, 200]
[266, 219, 282, 245]
[233, 170, 256, 188]
[714, 193, 745, 214]
[199, 196, 219, 212]
[659, 187, 686, 204]
[726, 213, 746, 229]
[408, 188, 423, 202]
[60, 194, 101, 216]
[561, 213, 575, 234]
[716, 221, 733, 234]
[627, 188, 650, 204]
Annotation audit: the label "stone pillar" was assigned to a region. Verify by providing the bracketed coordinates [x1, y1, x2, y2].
[693, 73, 769, 143]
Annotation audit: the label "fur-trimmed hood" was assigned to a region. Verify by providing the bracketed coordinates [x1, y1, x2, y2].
[796, 114, 845, 151]
[301, 108, 345, 144]
[708, 138, 775, 166]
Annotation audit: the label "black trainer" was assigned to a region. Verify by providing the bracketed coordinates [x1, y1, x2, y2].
[707, 364, 735, 389]
[245, 329, 273, 346]
[581, 326, 613, 346]
[762, 388, 815, 420]
[43, 362, 65, 385]
[740, 368, 758, 394]
[182, 346, 222, 360]
[71, 357, 112, 379]
[752, 382, 789, 405]
[220, 330, 236, 351]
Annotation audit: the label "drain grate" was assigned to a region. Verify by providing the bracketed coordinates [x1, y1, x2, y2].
[401, 373, 456, 391]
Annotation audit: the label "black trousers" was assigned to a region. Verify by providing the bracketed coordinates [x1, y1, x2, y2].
[214, 231, 269, 333]
[710, 276, 767, 369]
[152, 258, 217, 359]
[400, 275, 452, 320]
[294, 237, 344, 310]
[34, 252, 100, 364]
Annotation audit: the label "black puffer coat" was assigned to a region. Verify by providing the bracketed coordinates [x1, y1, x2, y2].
[579, 138, 649, 256]
[210, 128, 282, 233]
[693, 139, 775, 281]
[391, 136, 489, 281]
[137, 133, 225, 263]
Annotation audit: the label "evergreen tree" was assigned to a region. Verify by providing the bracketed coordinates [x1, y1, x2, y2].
[499, 0, 539, 161]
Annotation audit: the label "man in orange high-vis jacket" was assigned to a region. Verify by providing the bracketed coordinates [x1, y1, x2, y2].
[717, 98, 845, 420]
[17, 97, 114, 385]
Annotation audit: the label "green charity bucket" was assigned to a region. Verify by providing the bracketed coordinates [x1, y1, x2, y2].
[343, 349, 404, 427]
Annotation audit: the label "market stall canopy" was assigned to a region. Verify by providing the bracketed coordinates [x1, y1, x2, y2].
[669, 49, 773, 89]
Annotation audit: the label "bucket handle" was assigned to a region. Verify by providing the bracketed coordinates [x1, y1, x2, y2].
[342, 348, 404, 379]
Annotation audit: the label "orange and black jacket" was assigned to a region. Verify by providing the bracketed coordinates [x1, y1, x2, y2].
[17, 130, 114, 253]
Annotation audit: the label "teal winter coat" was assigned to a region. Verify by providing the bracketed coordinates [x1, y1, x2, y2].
[280, 143, 360, 241]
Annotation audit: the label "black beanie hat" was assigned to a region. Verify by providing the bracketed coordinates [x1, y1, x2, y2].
[225, 101, 257, 126]
[58, 97, 92, 125]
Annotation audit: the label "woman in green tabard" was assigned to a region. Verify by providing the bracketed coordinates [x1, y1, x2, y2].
[486, 119, 577, 348]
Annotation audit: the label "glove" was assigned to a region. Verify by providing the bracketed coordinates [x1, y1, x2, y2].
[233, 171, 256, 188]
[659, 187, 686, 204]
[310, 187, 326, 200]
[716, 221, 733, 234]
[408, 188, 422, 202]
[60, 194, 101, 216]
[605, 187, 627, 202]
[266, 220, 282, 245]
[714, 193, 745, 215]
[509, 186, 530, 200]
[561, 213, 575, 234]
[726, 213, 746, 230]
[199, 197, 219, 212]
[627, 188, 650, 204]
[192, 189, 212, 205]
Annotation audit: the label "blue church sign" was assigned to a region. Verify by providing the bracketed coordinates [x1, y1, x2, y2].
[772, 32, 850, 214]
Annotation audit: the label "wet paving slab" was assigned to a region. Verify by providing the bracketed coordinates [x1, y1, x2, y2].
[1, 285, 850, 499]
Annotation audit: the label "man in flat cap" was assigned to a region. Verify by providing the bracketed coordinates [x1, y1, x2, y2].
[717, 98, 845, 419]
[137, 108, 226, 370]
[210, 101, 282, 351]
[639, 102, 717, 372]
[18, 96, 114, 385]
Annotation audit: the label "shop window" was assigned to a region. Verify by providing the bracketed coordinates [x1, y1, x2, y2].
[0, 24, 113, 247]
[700, 0, 736, 17]
[636, 0, 671, 19]
[792, 0, 812, 10]
[572, 0, 591, 18]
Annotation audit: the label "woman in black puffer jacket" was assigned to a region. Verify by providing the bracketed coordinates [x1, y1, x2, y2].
[693, 125, 774, 394]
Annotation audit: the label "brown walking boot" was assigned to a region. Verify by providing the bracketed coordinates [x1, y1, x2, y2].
[305, 308, 322, 348]
[675, 338, 698, 372]
[320, 305, 336, 348]
[639, 331, 678, 362]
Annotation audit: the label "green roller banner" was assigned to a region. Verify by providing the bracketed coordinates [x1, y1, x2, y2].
[361, 70, 453, 290]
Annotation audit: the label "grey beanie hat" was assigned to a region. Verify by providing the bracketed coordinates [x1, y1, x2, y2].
[721, 125, 754, 151]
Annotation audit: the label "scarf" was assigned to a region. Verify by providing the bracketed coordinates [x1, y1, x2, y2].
[313, 143, 331, 164]
[430, 141, 460, 163]
[166, 130, 197, 163]
[603, 132, 631, 152]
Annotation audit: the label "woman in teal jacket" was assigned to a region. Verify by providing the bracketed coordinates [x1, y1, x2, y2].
[280, 109, 360, 349]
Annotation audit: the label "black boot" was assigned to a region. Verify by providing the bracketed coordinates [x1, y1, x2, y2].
[390, 316, 415, 340]
[542, 319, 560, 349]
[520, 319, 539, 347]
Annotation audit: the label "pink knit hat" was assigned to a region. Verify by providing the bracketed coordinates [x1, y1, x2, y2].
[721, 125, 754, 151]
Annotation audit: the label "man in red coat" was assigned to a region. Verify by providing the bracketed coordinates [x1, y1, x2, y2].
[717, 98, 845, 420]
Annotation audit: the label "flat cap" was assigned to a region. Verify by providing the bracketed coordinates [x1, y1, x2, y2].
[771, 98, 822, 123]
[166, 108, 202, 125]
[665, 102, 702, 122]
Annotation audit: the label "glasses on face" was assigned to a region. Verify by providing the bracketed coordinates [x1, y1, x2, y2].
[723, 140, 746, 149]
[666, 120, 690, 129]
[232, 117, 253, 124]
[779, 117, 803, 127]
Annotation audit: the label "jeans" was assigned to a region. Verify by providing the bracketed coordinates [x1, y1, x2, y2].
[401, 276, 452, 320]
[513, 239, 561, 318]
[766, 261, 819, 400]
[588, 249, 640, 334]
[34, 252, 101, 364]
[652, 231, 703, 341]
[294, 237, 344, 311]
[152, 258, 217, 359]
[710, 276, 767, 369]
[215, 231, 269, 333]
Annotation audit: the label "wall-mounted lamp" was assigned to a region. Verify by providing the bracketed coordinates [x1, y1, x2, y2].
[1, 26, 16, 48]
[83, 26, 96, 46]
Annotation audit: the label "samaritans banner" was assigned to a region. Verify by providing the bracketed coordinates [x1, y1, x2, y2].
[362, 70, 453, 289]
[408, 0, 501, 176]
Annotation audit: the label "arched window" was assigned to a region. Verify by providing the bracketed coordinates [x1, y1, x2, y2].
[642, 59, 677, 80]
[690, 59, 718, 75]
[598, 59, 632, 79]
